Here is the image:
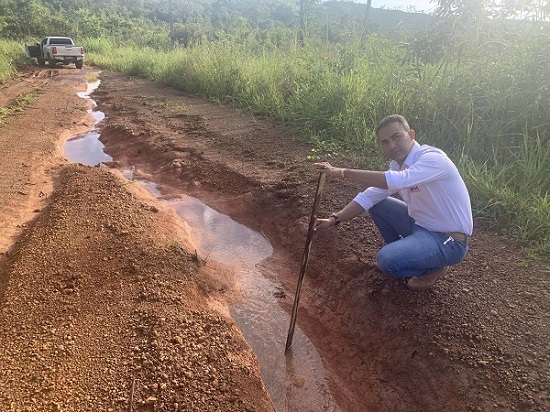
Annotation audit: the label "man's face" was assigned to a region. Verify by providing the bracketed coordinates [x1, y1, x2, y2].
[377, 121, 416, 164]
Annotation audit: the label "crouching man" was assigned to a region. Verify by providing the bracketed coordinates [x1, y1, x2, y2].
[314, 114, 473, 290]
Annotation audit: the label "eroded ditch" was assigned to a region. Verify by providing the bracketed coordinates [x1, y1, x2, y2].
[65, 77, 341, 412]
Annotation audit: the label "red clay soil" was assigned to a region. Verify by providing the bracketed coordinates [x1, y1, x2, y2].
[0, 66, 548, 412]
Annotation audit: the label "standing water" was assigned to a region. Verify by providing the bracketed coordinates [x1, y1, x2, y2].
[64, 80, 110, 166]
[163, 194, 340, 412]
[65, 79, 341, 411]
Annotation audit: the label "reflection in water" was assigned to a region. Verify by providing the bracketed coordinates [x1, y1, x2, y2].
[64, 131, 112, 165]
[77, 80, 105, 122]
[166, 196, 273, 264]
[64, 79, 108, 166]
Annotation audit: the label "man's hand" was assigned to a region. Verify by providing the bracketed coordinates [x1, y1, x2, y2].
[314, 162, 345, 179]
[314, 217, 335, 232]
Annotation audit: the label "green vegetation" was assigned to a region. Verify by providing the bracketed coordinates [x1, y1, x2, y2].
[0, 0, 548, 257]
[0, 88, 40, 125]
[170, 239, 182, 249]
[0, 39, 26, 81]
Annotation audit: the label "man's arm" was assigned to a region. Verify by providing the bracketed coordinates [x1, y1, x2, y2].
[342, 168, 388, 189]
[333, 200, 366, 222]
[314, 162, 388, 189]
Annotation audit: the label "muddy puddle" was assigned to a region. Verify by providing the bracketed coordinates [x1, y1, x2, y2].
[65, 78, 341, 411]
[64, 80, 109, 165]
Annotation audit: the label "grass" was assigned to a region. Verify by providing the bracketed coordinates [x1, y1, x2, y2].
[170, 239, 182, 249]
[0, 39, 42, 125]
[0, 39, 26, 82]
[0, 91, 41, 125]
[165, 101, 188, 114]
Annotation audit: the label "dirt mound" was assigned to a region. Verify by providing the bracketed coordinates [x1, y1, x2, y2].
[0, 164, 273, 411]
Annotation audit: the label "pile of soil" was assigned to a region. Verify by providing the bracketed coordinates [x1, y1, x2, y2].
[0, 66, 548, 412]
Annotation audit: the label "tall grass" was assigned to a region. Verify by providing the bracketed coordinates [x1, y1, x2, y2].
[0, 39, 39, 125]
[0, 40, 27, 82]
[463, 131, 550, 257]
[85, 35, 408, 157]
[81, 33, 550, 258]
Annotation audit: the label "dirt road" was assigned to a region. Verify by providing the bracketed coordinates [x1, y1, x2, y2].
[0, 66, 548, 412]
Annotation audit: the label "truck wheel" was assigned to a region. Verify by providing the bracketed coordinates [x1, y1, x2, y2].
[37, 58, 45, 66]
[75, 61, 83, 69]
[48, 59, 56, 67]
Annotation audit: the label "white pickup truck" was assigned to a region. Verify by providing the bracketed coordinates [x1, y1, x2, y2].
[26, 37, 84, 69]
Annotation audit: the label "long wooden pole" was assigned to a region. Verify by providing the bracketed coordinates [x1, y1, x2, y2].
[285, 172, 326, 352]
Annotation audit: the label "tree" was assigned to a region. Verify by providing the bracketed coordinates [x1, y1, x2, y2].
[434, 0, 491, 22]
[73, 8, 104, 37]
[363, 0, 372, 33]
[1, 0, 53, 39]
[297, 0, 319, 46]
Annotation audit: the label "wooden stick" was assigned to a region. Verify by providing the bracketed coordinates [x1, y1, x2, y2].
[128, 376, 136, 412]
[285, 172, 326, 352]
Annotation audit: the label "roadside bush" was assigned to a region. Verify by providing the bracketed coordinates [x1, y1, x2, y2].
[81, 38, 113, 55]
[0, 40, 26, 82]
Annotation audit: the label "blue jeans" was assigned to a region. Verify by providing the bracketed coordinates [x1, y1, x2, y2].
[369, 197, 468, 277]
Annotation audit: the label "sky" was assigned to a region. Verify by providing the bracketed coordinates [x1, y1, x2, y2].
[357, 0, 437, 13]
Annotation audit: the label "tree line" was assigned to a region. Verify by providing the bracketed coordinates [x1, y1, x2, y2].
[1, 0, 299, 45]
[2, 0, 548, 48]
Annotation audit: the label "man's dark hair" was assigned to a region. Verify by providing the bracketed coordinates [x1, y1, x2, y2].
[375, 114, 411, 135]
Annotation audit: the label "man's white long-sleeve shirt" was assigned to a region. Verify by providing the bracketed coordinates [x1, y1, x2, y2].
[353, 142, 473, 235]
